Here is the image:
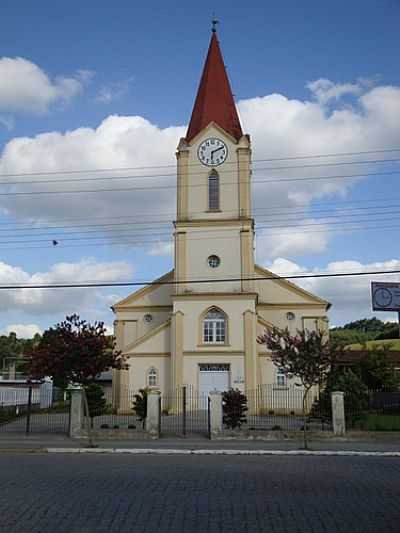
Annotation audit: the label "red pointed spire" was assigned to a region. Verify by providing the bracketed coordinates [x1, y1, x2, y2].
[186, 31, 243, 142]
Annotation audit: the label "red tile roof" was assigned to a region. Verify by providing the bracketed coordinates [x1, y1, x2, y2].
[186, 32, 243, 142]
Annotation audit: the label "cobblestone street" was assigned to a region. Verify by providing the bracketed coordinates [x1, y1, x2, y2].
[0, 453, 399, 532]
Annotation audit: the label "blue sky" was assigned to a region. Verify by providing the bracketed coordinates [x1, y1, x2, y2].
[0, 0, 400, 337]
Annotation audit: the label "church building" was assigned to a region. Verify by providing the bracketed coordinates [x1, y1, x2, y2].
[112, 29, 330, 399]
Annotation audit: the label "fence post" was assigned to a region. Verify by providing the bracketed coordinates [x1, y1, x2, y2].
[331, 391, 345, 436]
[40, 378, 53, 409]
[209, 391, 223, 438]
[182, 386, 187, 437]
[145, 390, 160, 439]
[25, 385, 32, 434]
[69, 387, 84, 438]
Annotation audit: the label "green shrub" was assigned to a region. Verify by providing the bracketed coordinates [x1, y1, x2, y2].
[222, 389, 248, 430]
[312, 370, 369, 427]
[357, 414, 400, 431]
[85, 383, 107, 419]
[0, 406, 19, 424]
[133, 388, 148, 428]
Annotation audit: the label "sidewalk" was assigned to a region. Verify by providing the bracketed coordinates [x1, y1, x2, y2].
[0, 433, 399, 454]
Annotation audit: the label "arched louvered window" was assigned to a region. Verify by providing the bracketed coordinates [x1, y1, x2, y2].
[208, 170, 220, 210]
[203, 307, 226, 343]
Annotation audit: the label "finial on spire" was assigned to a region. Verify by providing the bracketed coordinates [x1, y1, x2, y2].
[211, 15, 219, 33]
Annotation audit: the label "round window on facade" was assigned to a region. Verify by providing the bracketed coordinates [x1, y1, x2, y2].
[207, 255, 221, 268]
[144, 313, 153, 324]
[286, 312, 295, 321]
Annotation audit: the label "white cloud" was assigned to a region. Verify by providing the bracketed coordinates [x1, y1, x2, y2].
[267, 257, 400, 325]
[256, 219, 329, 260]
[306, 78, 363, 105]
[2, 323, 42, 338]
[148, 242, 174, 256]
[0, 57, 88, 113]
[0, 79, 399, 259]
[0, 258, 133, 315]
[96, 77, 133, 104]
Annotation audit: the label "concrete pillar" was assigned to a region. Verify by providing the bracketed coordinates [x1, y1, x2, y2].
[40, 378, 53, 409]
[69, 387, 84, 438]
[331, 391, 346, 436]
[171, 311, 184, 391]
[145, 390, 160, 439]
[209, 391, 223, 437]
[243, 309, 257, 400]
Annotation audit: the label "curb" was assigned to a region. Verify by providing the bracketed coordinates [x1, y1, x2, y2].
[46, 448, 400, 457]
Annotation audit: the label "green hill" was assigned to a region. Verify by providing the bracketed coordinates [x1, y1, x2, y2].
[347, 339, 400, 351]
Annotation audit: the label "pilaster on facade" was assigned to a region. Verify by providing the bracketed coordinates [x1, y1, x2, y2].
[237, 138, 252, 219]
[176, 142, 189, 221]
[243, 309, 257, 392]
[171, 310, 184, 391]
[113, 320, 124, 351]
[174, 231, 186, 294]
[240, 228, 255, 293]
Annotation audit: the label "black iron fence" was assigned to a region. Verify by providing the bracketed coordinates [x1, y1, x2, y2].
[160, 386, 210, 437]
[83, 387, 147, 433]
[222, 385, 332, 433]
[345, 388, 400, 431]
[0, 384, 70, 434]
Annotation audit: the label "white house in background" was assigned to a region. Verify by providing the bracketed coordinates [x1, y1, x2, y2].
[111, 29, 330, 401]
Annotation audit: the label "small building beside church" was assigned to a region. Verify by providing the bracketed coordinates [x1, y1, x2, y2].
[111, 29, 330, 402]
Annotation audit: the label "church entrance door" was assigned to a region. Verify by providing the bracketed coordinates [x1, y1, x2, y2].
[198, 363, 230, 403]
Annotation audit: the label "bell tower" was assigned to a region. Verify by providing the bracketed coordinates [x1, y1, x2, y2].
[174, 28, 254, 294]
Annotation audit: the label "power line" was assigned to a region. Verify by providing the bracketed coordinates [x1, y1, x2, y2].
[0, 194, 399, 229]
[3, 219, 400, 250]
[0, 170, 398, 197]
[0, 147, 399, 179]
[1, 208, 400, 242]
[1, 157, 399, 187]
[0, 268, 398, 290]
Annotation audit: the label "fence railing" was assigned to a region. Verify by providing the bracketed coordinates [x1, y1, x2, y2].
[223, 385, 332, 432]
[0, 384, 70, 434]
[160, 387, 210, 437]
[83, 387, 147, 433]
[345, 388, 400, 431]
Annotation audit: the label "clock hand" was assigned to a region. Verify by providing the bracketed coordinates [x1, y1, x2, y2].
[211, 146, 224, 156]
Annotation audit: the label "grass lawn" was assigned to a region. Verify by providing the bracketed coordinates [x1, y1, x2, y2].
[356, 414, 400, 431]
[347, 339, 400, 350]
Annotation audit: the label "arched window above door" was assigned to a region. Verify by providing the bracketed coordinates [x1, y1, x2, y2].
[203, 307, 226, 344]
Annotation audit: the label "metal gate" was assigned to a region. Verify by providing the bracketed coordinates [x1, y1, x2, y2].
[0, 384, 71, 434]
[160, 387, 210, 438]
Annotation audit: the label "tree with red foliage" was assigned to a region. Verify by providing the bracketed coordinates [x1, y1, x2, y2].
[257, 326, 333, 449]
[29, 314, 124, 389]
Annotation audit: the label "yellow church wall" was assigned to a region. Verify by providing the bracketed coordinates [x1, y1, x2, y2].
[182, 225, 245, 293]
[257, 307, 327, 336]
[173, 297, 256, 353]
[185, 124, 242, 221]
[115, 310, 172, 350]
[254, 266, 329, 307]
[127, 355, 170, 395]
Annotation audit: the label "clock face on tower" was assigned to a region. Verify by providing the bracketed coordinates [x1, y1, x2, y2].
[197, 137, 228, 166]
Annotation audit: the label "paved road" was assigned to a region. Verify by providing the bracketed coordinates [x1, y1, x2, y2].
[0, 454, 399, 533]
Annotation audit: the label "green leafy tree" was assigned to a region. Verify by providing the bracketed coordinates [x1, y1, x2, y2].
[258, 327, 334, 449]
[85, 383, 107, 428]
[222, 389, 248, 430]
[322, 370, 369, 427]
[133, 388, 148, 428]
[29, 314, 123, 388]
[357, 346, 400, 390]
